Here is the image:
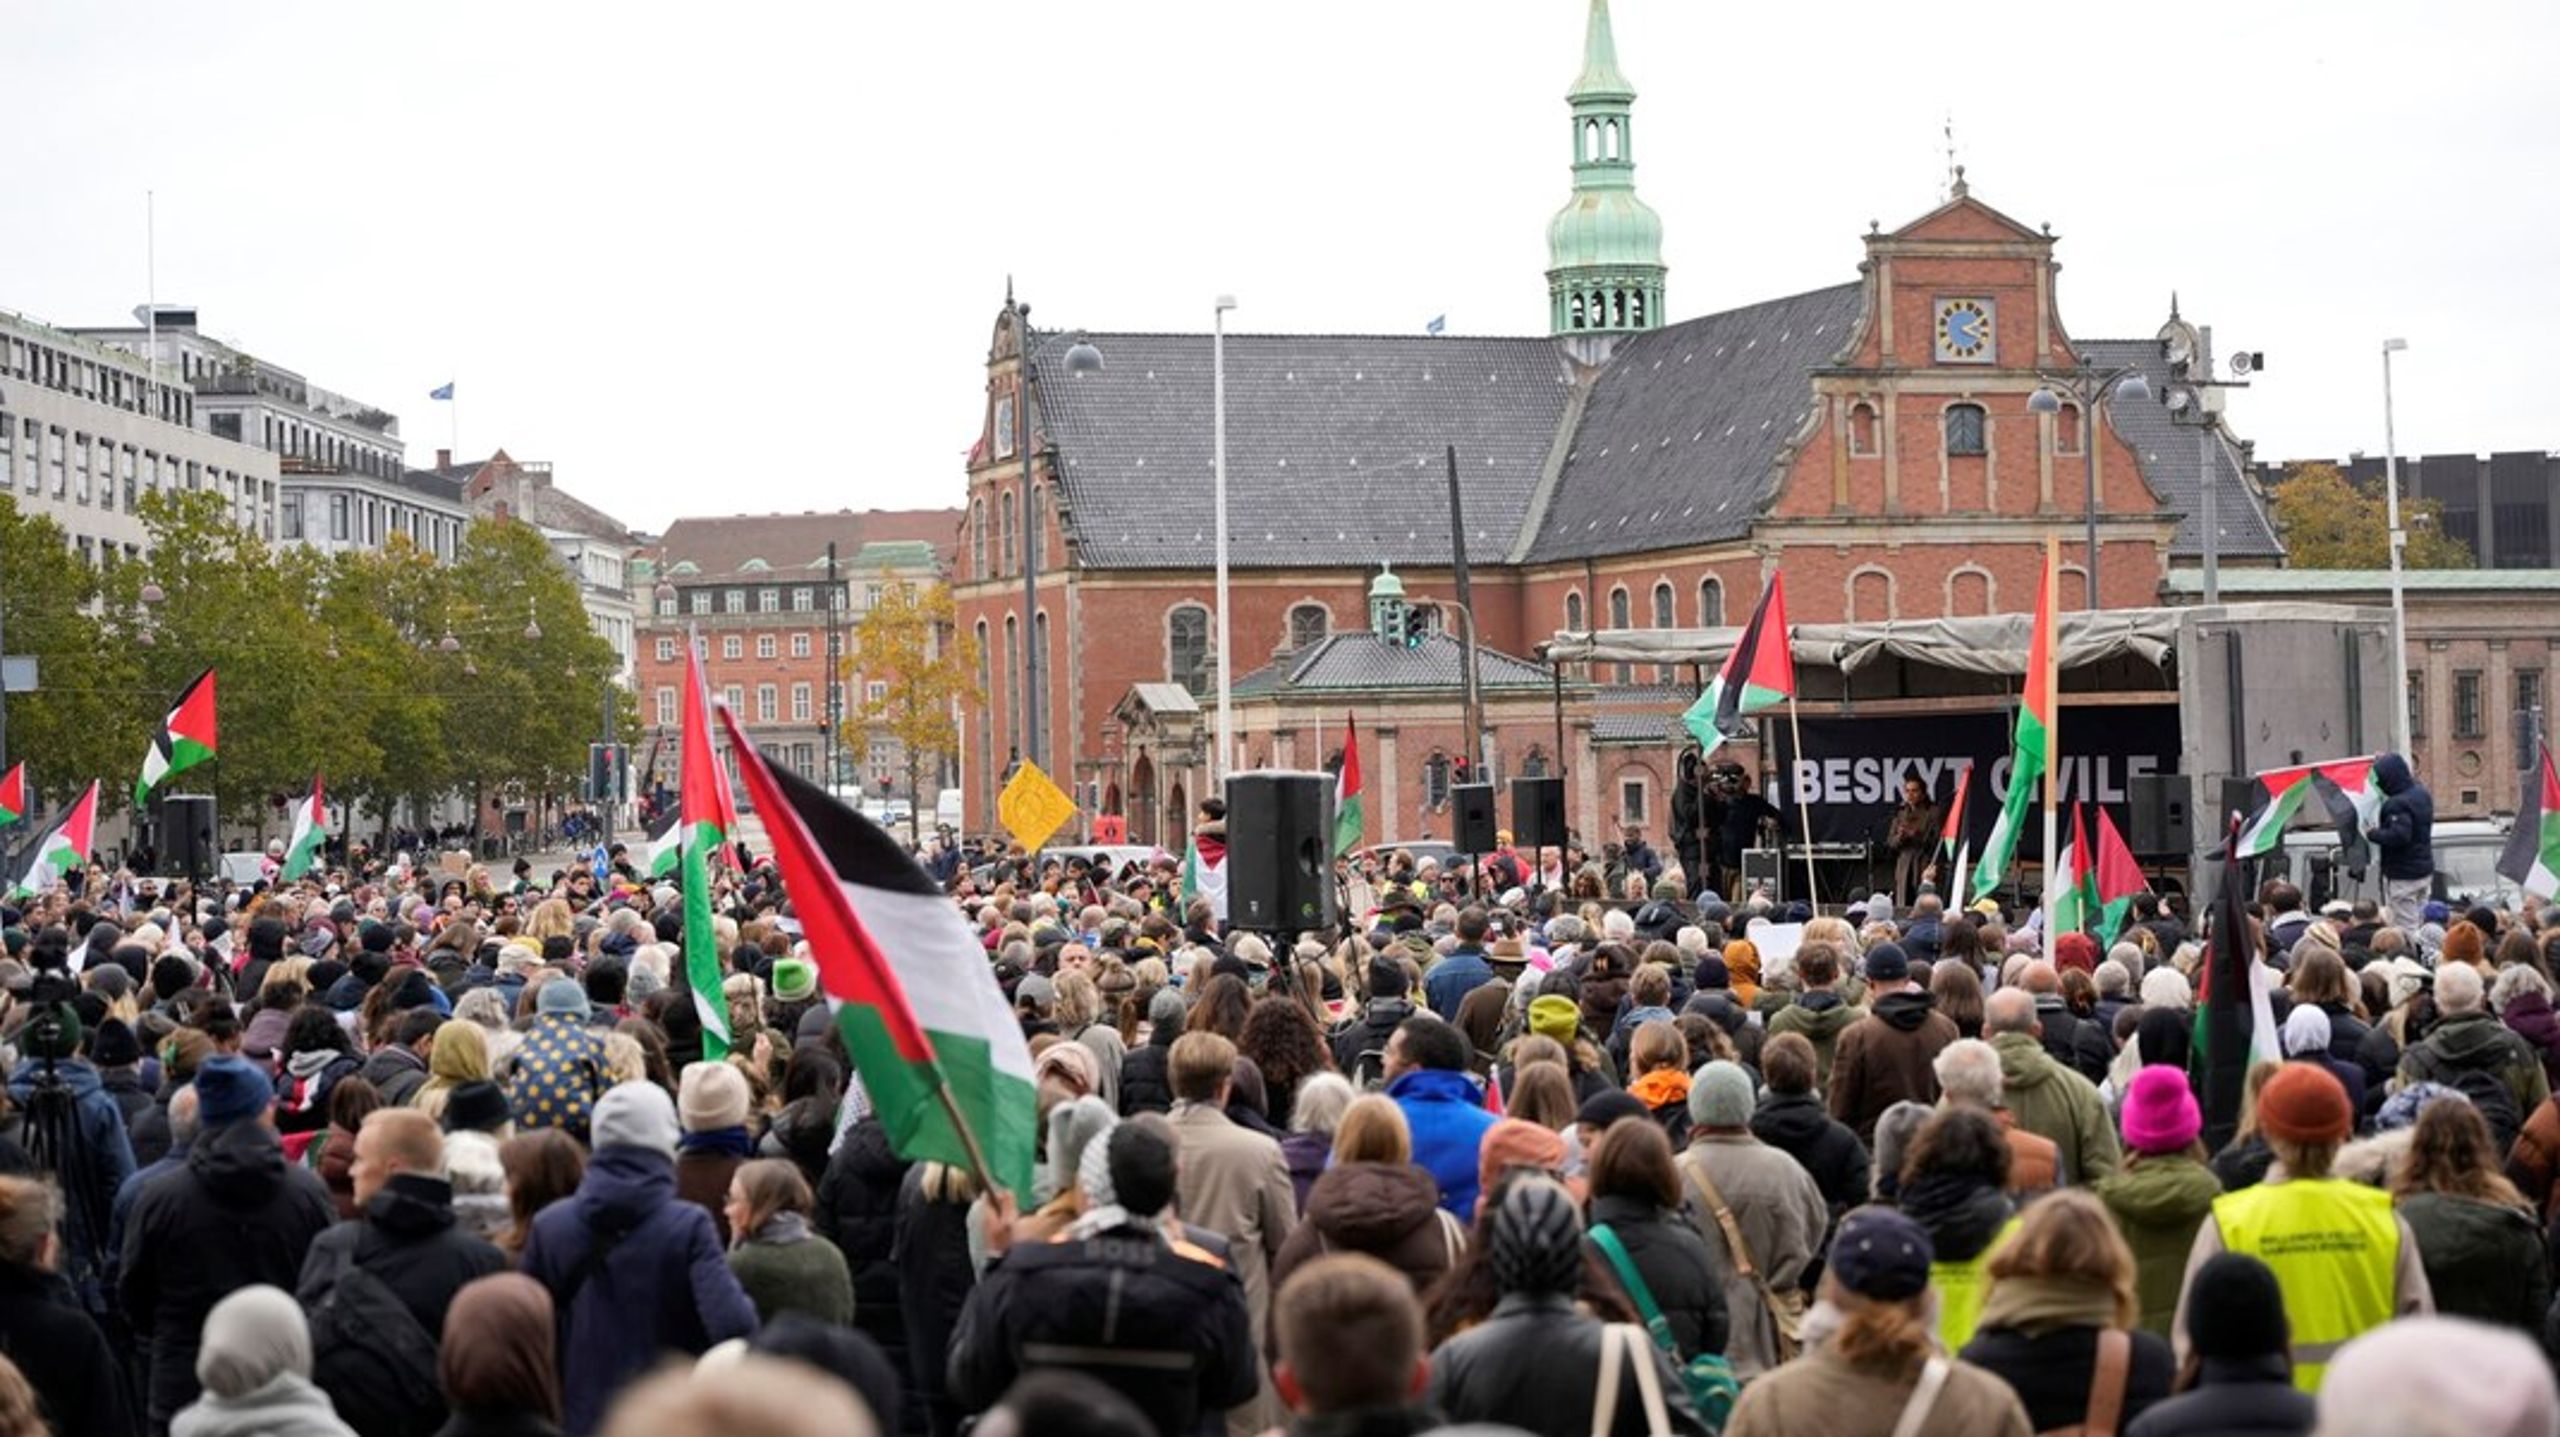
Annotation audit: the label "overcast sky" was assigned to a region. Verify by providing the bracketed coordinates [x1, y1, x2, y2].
[8, 1, 2552, 534]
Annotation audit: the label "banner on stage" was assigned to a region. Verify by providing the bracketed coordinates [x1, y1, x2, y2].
[1770, 705, 2179, 857]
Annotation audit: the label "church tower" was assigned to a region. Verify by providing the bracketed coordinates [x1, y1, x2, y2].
[1545, 0, 1665, 339]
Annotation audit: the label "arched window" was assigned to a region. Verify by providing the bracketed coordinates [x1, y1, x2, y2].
[1609, 587, 1632, 684]
[1699, 576, 1725, 627]
[1603, 119, 1620, 160]
[1002, 616, 1019, 749]
[2060, 564, 2092, 611]
[1848, 400, 1880, 457]
[1026, 482, 1045, 565]
[1583, 119, 1600, 163]
[972, 499, 988, 579]
[1565, 589, 1585, 632]
[1168, 604, 1210, 695]
[2054, 401, 2084, 456]
[1000, 491, 1017, 572]
[1945, 404, 1987, 457]
[1848, 567, 1896, 622]
[1520, 746, 1549, 779]
[1651, 581, 1675, 628]
[1422, 751, 1453, 811]
[1948, 567, 1993, 617]
[975, 620, 991, 703]
[1287, 603, 1329, 651]
[1569, 293, 1587, 330]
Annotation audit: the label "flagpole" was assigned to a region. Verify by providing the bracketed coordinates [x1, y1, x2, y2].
[929, 1080, 1003, 1199]
[1786, 695, 1820, 912]
[2041, 536, 2061, 964]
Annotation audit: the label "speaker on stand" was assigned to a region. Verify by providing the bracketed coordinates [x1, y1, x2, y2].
[1224, 771, 1338, 933]
[1510, 777, 1566, 851]
[159, 794, 216, 887]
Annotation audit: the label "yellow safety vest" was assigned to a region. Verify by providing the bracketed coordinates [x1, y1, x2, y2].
[2211, 1179, 2399, 1392]
[1931, 1215, 2022, 1352]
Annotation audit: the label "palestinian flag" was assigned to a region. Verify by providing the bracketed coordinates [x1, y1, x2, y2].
[2498, 743, 2560, 899]
[280, 773, 328, 882]
[1940, 763, 1975, 906]
[2232, 757, 2381, 858]
[0, 763, 23, 828]
[641, 810, 681, 880]
[2091, 804, 2150, 945]
[679, 634, 734, 1061]
[715, 704, 1038, 1199]
[1183, 830, 1228, 927]
[1973, 554, 2057, 903]
[2048, 803, 2090, 936]
[1332, 713, 1365, 858]
[1682, 572, 1793, 753]
[2195, 820, 2282, 1149]
[9, 780, 97, 900]
[135, 668, 217, 807]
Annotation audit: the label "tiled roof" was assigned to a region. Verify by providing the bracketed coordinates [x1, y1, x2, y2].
[1591, 711, 1682, 744]
[391, 470, 466, 504]
[1522, 284, 1864, 562]
[2163, 567, 2560, 594]
[507, 482, 638, 546]
[1231, 632, 1555, 697]
[2079, 340, 2284, 560]
[655, 510, 962, 580]
[1028, 331, 1571, 569]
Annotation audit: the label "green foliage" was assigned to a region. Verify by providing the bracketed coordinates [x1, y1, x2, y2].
[0, 498, 141, 810]
[2271, 463, 2474, 570]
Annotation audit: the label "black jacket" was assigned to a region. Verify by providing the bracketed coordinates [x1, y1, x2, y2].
[816, 1118, 913, 1382]
[2371, 753, 2434, 881]
[948, 1219, 1258, 1437]
[100, 1066, 155, 1130]
[1428, 1292, 1709, 1437]
[433, 1413, 562, 1437]
[119, 1118, 337, 1430]
[1959, 1324, 2174, 1433]
[361, 1044, 432, 1108]
[2035, 997, 2115, 1085]
[1332, 997, 1418, 1078]
[297, 1173, 507, 1340]
[1749, 1092, 1871, 1217]
[2123, 1355, 2316, 1437]
[894, 1166, 979, 1437]
[0, 1259, 137, 1437]
[1119, 1025, 1179, 1115]
[1586, 1194, 1729, 1359]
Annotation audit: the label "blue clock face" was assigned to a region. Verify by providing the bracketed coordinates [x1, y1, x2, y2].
[1935, 298, 1995, 363]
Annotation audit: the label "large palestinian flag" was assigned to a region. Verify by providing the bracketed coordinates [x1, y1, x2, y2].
[1332, 713, 1365, 858]
[280, 773, 328, 882]
[2091, 803, 2150, 945]
[1973, 552, 2057, 903]
[135, 668, 217, 806]
[2231, 757, 2382, 858]
[1682, 572, 1794, 754]
[716, 704, 1038, 1199]
[679, 634, 734, 1061]
[9, 780, 98, 900]
[2499, 744, 2560, 900]
[641, 810, 681, 881]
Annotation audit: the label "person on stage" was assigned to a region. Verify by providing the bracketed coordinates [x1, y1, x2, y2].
[1886, 773, 1940, 909]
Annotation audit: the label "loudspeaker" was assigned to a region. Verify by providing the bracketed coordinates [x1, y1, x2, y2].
[2218, 777, 2262, 842]
[1511, 777, 1566, 850]
[159, 793, 216, 882]
[1452, 784, 1497, 854]
[1223, 770, 1337, 933]
[2127, 774, 2191, 856]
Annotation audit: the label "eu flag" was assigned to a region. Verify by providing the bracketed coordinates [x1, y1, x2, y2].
[429, 382, 455, 401]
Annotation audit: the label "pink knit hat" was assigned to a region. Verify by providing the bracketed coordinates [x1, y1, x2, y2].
[2120, 1064, 2202, 1155]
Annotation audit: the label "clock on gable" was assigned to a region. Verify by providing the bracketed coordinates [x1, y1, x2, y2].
[1934, 297, 1996, 365]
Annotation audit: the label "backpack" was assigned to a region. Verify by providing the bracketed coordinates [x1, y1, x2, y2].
[307, 1231, 445, 1437]
[2446, 1065, 2525, 1154]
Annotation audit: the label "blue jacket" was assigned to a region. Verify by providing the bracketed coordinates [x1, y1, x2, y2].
[521, 1145, 759, 1436]
[2371, 753, 2435, 881]
[1388, 1068, 1499, 1216]
[1426, 950, 1495, 1022]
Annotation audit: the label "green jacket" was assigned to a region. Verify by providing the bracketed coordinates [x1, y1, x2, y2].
[1765, 995, 1866, 1089]
[728, 1230, 857, 1329]
[2093, 1153, 2222, 1335]
[1990, 1032, 2122, 1185]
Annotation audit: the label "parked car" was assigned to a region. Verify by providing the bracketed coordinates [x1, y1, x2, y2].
[2273, 817, 2517, 909]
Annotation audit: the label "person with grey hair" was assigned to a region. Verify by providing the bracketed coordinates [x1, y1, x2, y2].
[1869, 1099, 1935, 1202]
[2492, 962, 2560, 1095]
[1984, 987, 2120, 1184]
[1935, 1037, 2060, 1194]
[1118, 987, 1189, 1116]
[2396, 959, 2550, 1120]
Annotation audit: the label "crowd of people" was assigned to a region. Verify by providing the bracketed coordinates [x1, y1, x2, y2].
[0, 751, 2551, 1436]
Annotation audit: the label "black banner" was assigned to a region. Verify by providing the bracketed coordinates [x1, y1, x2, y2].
[1767, 705, 2181, 858]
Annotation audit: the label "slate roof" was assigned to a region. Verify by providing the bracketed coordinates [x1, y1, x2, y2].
[1028, 331, 1571, 569]
[2163, 568, 2560, 595]
[1230, 632, 1555, 697]
[656, 510, 961, 580]
[1591, 711, 1683, 744]
[1522, 284, 1865, 563]
[2079, 340, 2284, 560]
[390, 469, 466, 504]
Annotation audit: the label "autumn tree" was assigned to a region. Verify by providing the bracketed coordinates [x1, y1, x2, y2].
[845, 576, 979, 844]
[2270, 463, 2473, 569]
[0, 498, 140, 814]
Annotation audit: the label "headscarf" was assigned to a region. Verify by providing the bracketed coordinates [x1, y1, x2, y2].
[1723, 940, 1762, 1006]
[196, 1284, 311, 1399]
[439, 1274, 561, 1424]
[415, 1019, 492, 1122]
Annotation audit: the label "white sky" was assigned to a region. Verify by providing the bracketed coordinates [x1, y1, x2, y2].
[8, 1, 2553, 533]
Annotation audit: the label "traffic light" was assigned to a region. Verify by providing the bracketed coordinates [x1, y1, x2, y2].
[587, 743, 624, 803]
[1398, 605, 1428, 650]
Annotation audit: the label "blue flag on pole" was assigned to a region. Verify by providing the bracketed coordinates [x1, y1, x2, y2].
[429, 382, 455, 401]
[1425, 315, 1446, 336]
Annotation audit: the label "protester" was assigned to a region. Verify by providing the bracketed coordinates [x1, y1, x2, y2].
[1271, 1254, 1436, 1437]
[2316, 1316, 2558, 1437]
[1748, 1031, 1870, 1225]
[2122, 1253, 2311, 1437]
[1896, 1106, 2017, 1352]
[1984, 987, 2121, 1184]
[0, 1172, 136, 1436]
[1827, 941, 1958, 1144]
[1676, 1060, 1825, 1381]
[2367, 753, 2436, 931]
[2389, 1096, 2547, 1335]
[1583, 1117, 1729, 1361]
[170, 1284, 352, 1437]
[2093, 1064, 2222, 1337]
[1959, 1190, 2173, 1430]
[1381, 1016, 1498, 1216]
[435, 1273, 563, 1437]
[1933, 1037, 2060, 1195]
[1271, 1095, 1458, 1298]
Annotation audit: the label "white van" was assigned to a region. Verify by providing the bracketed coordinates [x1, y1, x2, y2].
[2274, 817, 2518, 910]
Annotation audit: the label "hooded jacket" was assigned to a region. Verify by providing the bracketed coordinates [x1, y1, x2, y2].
[1331, 997, 1417, 1080]
[519, 1145, 759, 1437]
[171, 1373, 353, 1437]
[121, 1119, 337, 1430]
[6, 1058, 135, 1300]
[1585, 1192, 1730, 1359]
[2094, 1154, 2225, 1335]
[1120, 1012, 1182, 1115]
[1749, 1090, 1871, 1218]
[1270, 1162, 1461, 1302]
[1764, 991, 1864, 1087]
[1991, 1031, 2123, 1184]
[1430, 1292, 1709, 1437]
[2121, 1353, 2316, 1437]
[2370, 754, 2434, 881]
[359, 1043, 430, 1108]
[297, 1173, 507, 1341]
[2397, 1191, 2549, 1335]
[2499, 989, 2560, 1095]
[1826, 988, 1959, 1144]
[2398, 1008, 2552, 1117]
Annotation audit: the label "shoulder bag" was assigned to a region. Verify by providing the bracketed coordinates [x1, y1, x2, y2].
[1591, 1222, 1738, 1431]
[1685, 1156, 1803, 1361]
[1590, 1321, 1676, 1437]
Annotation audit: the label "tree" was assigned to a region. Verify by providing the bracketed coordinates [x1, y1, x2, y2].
[2270, 463, 2473, 569]
[0, 498, 141, 814]
[845, 577, 980, 845]
[439, 517, 625, 840]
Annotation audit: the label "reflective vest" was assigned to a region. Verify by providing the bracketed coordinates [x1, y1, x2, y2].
[2211, 1178, 2399, 1392]
[1931, 1215, 2022, 1352]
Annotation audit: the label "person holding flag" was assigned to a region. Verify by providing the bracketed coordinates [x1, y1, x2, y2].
[279, 773, 328, 882]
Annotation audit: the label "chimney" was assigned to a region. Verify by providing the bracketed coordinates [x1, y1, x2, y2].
[436, 448, 452, 470]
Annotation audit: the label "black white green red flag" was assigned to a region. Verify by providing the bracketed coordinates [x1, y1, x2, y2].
[2230, 757, 2382, 858]
[280, 773, 327, 882]
[1940, 763, 1974, 907]
[1681, 572, 1793, 754]
[1332, 713, 1365, 858]
[679, 633, 734, 1061]
[9, 780, 97, 900]
[717, 704, 1038, 1199]
[0, 763, 24, 828]
[136, 668, 217, 807]
[2091, 803, 2150, 945]
[1972, 555, 2057, 903]
[2498, 744, 2560, 900]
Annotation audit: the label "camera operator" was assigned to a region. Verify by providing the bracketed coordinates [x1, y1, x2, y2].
[1711, 762, 1782, 897]
[6, 975, 135, 1320]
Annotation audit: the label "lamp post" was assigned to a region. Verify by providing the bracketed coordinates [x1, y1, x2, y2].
[1212, 295, 1236, 782]
[2382, 337, 2412, 757]
[2027, 362, 2151, 610]
[1013, 306, 1104, 773]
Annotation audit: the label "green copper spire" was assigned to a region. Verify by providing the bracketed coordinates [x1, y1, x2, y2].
[1547, 0, 1664, 338]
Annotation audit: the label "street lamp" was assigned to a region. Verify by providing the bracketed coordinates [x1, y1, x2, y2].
[2028, 363, 2151, 610]
[1211, 295, 1236, 782]
[2382, 337, 2412, 757]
